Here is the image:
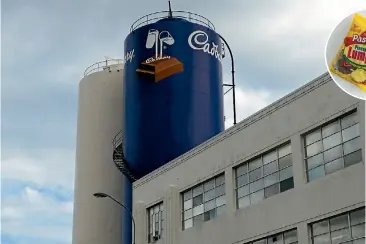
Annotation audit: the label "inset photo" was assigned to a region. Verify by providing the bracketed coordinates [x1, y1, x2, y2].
[325, 9, 366, 100]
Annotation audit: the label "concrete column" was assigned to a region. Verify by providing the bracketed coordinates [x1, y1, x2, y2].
[224, 167, 235, 214]
[291, 134, 307, 187]
[164, 185, 180, 244]
[358, 100, 365, 165]
[296, 222, 310, 244]
[134, 201, 146, 244]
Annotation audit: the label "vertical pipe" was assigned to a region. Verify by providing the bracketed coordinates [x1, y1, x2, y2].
[218, 34, 237, 125]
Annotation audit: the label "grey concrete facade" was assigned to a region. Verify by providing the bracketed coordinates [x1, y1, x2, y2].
[132, 73, 366, 244]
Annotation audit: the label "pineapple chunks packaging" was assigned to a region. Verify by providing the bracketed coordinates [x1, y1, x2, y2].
[329, 13, 366, 92]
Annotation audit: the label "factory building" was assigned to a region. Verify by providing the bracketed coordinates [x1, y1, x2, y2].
[72, 9, 365, 244]
[132, 73, 365, 244]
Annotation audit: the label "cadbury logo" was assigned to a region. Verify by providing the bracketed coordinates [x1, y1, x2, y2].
[188, 30, 223, 61]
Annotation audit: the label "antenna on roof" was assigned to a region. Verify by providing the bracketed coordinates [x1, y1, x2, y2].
[168, 1, 173, 18]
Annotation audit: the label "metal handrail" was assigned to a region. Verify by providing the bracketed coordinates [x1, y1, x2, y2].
[130, 10, 215, 32]
[84, 59, 124, 77]
[112, 130, 123, 151]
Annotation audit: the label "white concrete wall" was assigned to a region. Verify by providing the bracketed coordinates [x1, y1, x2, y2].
[72, 65, 128, 244]
[133, 73, 365, 244]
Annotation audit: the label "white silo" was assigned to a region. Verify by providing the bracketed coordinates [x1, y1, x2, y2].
[72, 59, 130, 244]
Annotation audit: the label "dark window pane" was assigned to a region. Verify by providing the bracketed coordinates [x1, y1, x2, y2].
[280, 177, 294, 192]
[307, 153, 324, 170]
[249, 168, 262, 182]
[238, 196, 250, 209]
[204, 189, 215, 202]
[322, 121, 341, 138]
[344, 149, 362, 167]
[264, 183, 279, 198]
[183, 190, 192, 201]
[264, 172, 279, 187]
[250, 179, 264, 193]
[325, 158, 344, 175]
[308, 165, 325, 181]
[192, 195, 203, 207]
[204, 179, 215, 191]
[236, 164, 247, 177]
[312, 220, 329, 235]
[193, 214, 203, 226]
[236, 174, 248, 187]
[268, 234, 283, 244]
[279, 154, 292, 169]
[331, 227, 351, 244]
[284, 229, 297, 244]
[350, 208, 365, 225]
[263, 150, 277, 164]
[330, 214, 348, 231]
[341, 113, 357, 129]
[250, 190, 264, 204]
[323, 132, 342, 151]
[249, 158, 262, 170]
[253, 239, 266, 244]
[203, 209, 216, 222]
[324, 145, 342, 163]
[306, 141, 322, 157]
[343, 137, 361, 155]
[215, 175, 225, 186]
[192, 185, 203, 197]
[280, 166, 293, 181]
[264, 160, 278, 175]
[237, 185, 249, 198]
[352, 223, 365, 238]
[215, 184, 225, 197]
[306, 129, 321, 145]
[342, 123, 360, 142]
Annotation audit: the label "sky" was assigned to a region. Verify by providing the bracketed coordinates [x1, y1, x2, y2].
[1, 1, 365, 243]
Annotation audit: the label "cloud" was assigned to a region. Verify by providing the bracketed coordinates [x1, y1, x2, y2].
[223, 72, 286, 129]
[1, 149, 75, 189]
[1, 149, 75, 244]
[1, 186, 73, 244]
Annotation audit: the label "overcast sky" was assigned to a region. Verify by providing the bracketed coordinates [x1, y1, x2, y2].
[1, 1, 365, 244]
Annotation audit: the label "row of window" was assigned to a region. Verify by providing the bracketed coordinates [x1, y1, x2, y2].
[304, 112, 362, 181]
[146, 111, 362, 240]
[244, 207, 365, 244]
[147, 205, 365, 244]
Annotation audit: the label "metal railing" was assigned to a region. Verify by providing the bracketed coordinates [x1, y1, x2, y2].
[130, 11, 215, 32]
[84, 59, 124, 77]
[112, 130, 123, 150]
[112, 130, 136, 182]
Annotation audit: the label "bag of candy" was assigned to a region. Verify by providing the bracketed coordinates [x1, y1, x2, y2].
[329, 13, 366, 92]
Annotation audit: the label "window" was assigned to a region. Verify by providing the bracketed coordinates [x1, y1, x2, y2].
[181, 174, 226, 230]
[304, 111, 362, 182]
[310, 207, 365, 244]
[245, 229, 298, 244]
[147, 202, 164, 243]
[235, 143, 293, 209]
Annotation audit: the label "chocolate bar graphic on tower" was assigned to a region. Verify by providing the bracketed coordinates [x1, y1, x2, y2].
[136, 56, 184, 83]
